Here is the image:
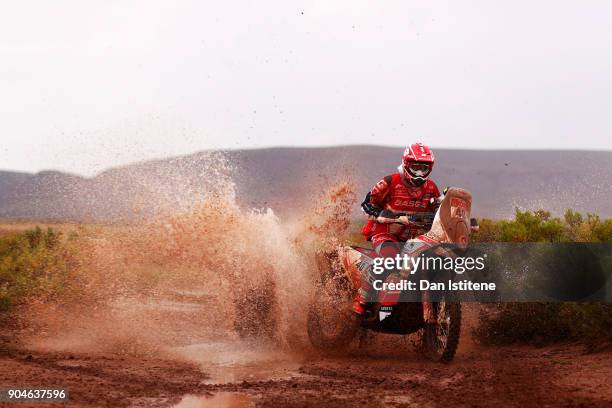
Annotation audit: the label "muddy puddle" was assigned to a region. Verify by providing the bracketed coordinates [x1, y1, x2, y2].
[143, 288, 307, 385]
[173, 340, 304, 384]
[174, 392, 255, 408]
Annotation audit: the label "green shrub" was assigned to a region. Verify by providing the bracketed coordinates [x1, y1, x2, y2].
[471, 207, 611, 347]
[0, 227, 76, 313]
[474, 208, 567, 243]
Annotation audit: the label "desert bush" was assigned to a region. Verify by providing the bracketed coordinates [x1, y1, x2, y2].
[0, 227, 78, 313]
[473, 208, 612, 244]
[471, 207, 611, 346]
[474, 208, 567, 243]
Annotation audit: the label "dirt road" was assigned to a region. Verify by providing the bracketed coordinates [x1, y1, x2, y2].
[1, 329, 610, 408]
[1, 284, 609, 407]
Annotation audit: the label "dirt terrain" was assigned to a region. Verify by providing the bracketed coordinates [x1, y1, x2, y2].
[1, 189, 610, 407]
[1, 305, 610, 408]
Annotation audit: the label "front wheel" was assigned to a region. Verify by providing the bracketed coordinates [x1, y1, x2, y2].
[307, 299, 359, 351]
[422, 301, 461, 363]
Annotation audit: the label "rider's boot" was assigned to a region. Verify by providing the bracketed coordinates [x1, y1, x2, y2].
[354, 240, 401, 315]
[353, 300, 365, 315]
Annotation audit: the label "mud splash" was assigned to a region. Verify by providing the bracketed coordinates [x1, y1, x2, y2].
[18, 153, 357, 366]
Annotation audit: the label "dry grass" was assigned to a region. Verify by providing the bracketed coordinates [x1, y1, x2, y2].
[0, 220, 139, 238]
[0, 220, 80, 236]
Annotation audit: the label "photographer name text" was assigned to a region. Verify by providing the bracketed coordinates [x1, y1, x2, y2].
[373, 279, 496, 291]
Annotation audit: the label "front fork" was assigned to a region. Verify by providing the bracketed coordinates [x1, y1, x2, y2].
[397, 265, 436, 324]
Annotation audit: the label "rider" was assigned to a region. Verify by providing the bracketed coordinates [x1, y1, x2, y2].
[355, 142, 442, 314]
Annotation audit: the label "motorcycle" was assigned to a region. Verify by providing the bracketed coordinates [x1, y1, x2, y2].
[307, 187, 477, 362]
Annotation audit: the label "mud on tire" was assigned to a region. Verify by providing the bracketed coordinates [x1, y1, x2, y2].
[307, 300, 359, 351]
[307, 251, 359, 351]
[422, 301, 461, 363]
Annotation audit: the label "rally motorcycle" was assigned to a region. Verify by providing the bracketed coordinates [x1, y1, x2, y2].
[307, 187, 477, 363]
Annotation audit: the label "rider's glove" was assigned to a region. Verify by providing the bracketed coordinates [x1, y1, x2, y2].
[361, 192, 382, 217]
[428, 186, 448, 212]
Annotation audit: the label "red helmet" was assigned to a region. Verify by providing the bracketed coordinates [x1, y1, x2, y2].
[401, 143, 435, 187]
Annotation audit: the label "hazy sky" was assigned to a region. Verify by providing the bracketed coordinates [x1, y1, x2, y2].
[2, 1, 611, 175]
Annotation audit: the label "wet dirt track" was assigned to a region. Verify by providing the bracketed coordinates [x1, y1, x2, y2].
[1, 281, 610, 407]
[1, 334, 610, 408]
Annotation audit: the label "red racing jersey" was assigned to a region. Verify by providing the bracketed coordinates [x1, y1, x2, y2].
[362, 173, 441, 241]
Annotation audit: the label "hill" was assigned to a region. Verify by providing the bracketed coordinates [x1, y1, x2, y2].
[1, 146, 610, 220]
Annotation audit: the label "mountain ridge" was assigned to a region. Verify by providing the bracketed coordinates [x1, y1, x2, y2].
[1, 146, 610, 221]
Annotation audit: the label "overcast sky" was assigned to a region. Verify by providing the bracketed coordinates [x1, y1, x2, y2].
[1, 1, 611, 176]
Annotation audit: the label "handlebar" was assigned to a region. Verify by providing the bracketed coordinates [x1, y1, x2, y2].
[376, 210, 480, 233]
[375, 210, 435, 227]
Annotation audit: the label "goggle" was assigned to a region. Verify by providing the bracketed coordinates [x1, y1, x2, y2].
[406, 162, 432, 177]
